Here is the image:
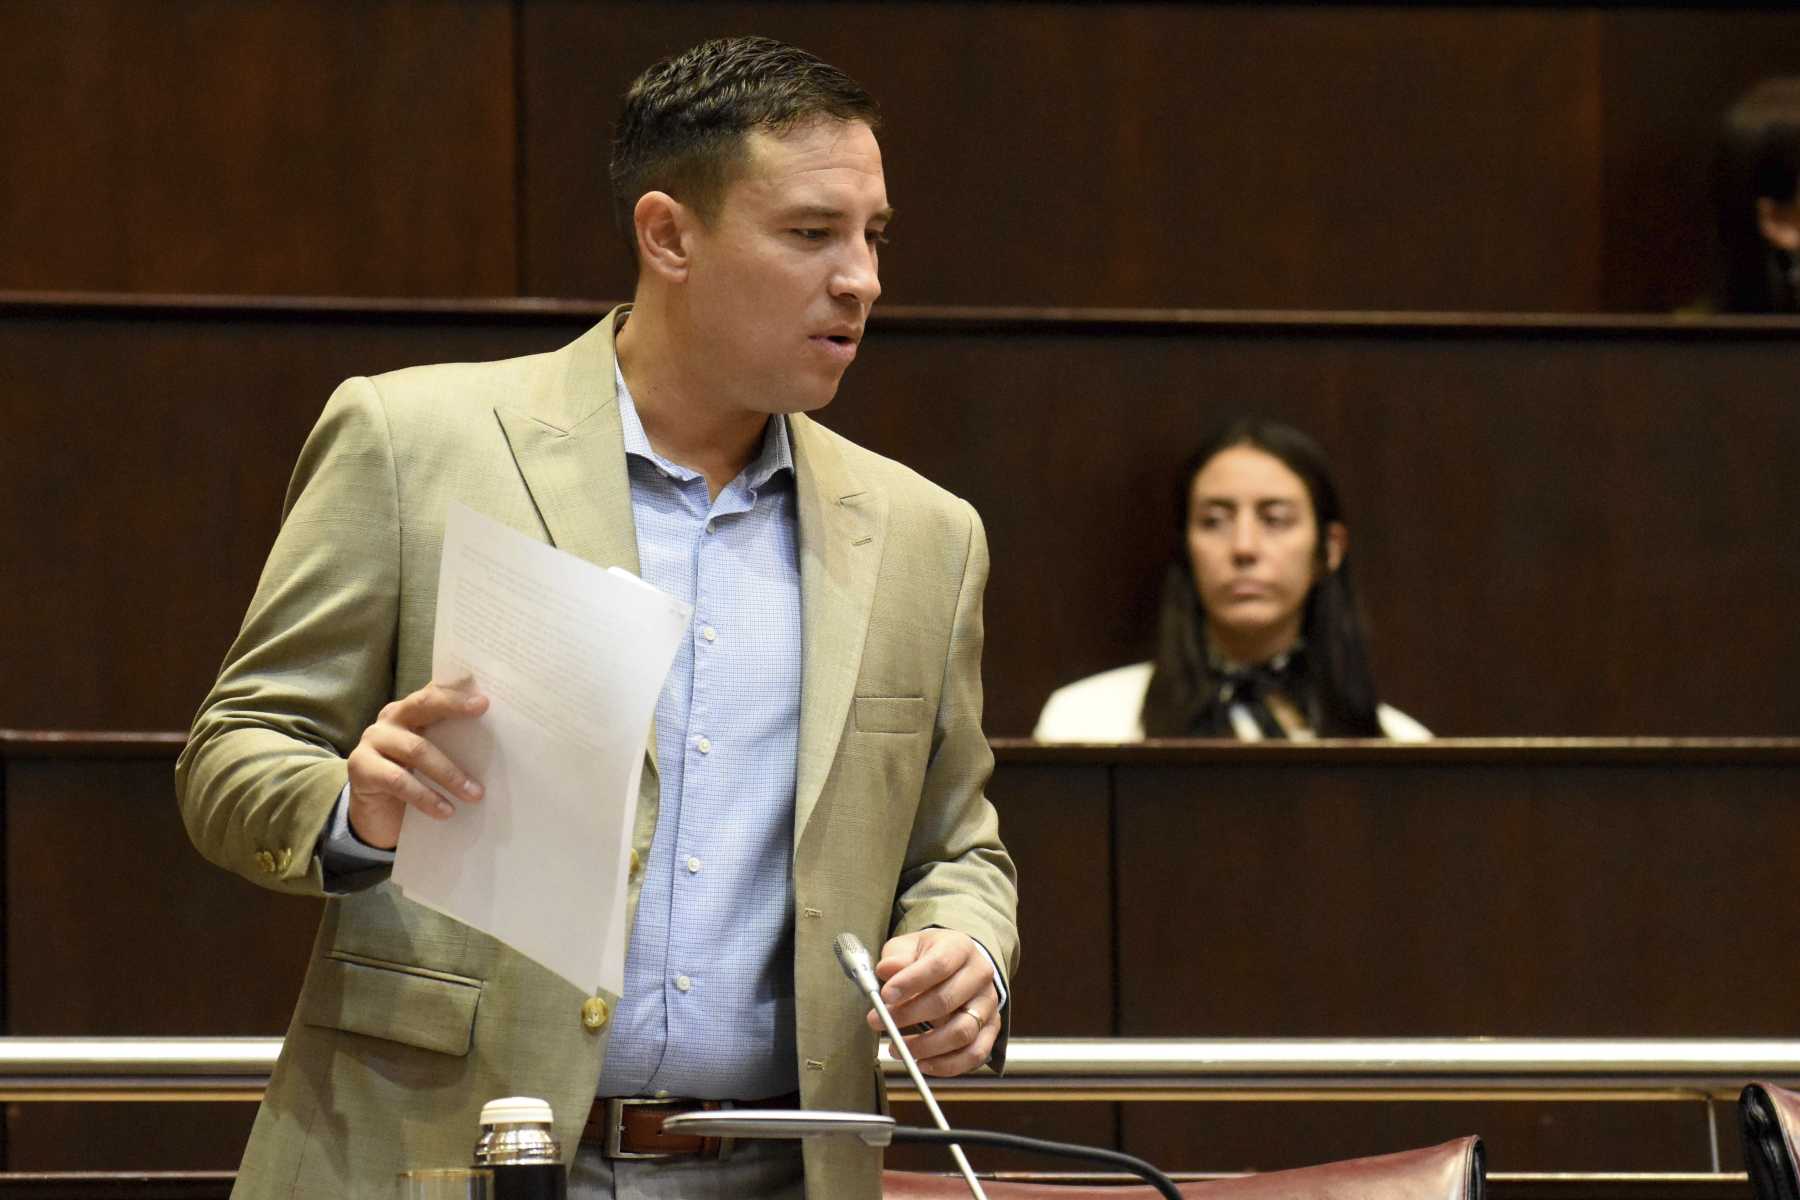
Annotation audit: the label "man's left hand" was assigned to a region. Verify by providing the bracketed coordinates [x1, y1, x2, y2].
[865, 929, 1001, 1077]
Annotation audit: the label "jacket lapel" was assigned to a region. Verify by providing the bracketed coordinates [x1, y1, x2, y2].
[791, 415, 887, 842]
[494, 307, 655, 779]
[494, 308, 641, 577]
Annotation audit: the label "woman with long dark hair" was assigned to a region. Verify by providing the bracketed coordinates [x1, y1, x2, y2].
[1034, 417, 1427, 741]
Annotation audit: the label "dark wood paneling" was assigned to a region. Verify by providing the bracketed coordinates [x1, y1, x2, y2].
[0, 1175, 234, 1200]
[884, 763, 1121, 1172]
[1115, 754, 1800, 1034]
[824, 316, 1800, 738]
[0, 301, 585, 733]
[0, 741, 1116, 1168]
[0, 1109, 255, 1174]
[990, 765, 1114, 1039]
[0, 0, 517, 296]
[1121, 1101, 1725, 1177]
[1112, 752, 1800, 1170]
[521, 4, 1604, 311]
[1600, 13, 1800, 312]
[3, 755, 318, 1036]
[1, 745, 317, 1168]
[7, 299, 1800, 737]
[4, 4, 1800, 310]
[4, 739, 1794, 1172]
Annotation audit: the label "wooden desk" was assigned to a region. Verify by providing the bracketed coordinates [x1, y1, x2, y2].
[934, 742, 1800, 1174]
[5, 735, 1797, 1175]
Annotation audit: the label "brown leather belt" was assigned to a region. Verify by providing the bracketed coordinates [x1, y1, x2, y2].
[582, 1092, 802, 1160]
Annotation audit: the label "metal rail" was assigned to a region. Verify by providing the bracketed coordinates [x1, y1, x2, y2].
[4, 1037, 1798, 1104]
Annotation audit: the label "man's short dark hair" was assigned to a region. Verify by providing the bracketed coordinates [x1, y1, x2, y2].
[609, 36, 880, 259]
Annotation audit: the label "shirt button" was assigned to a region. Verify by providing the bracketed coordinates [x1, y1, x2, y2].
[686, 855, 702, 874]
[675, 974, 692, 993]
[705, 520, 716, 534]
[696, 736, 711, 754]
[701, 626, 717, 642]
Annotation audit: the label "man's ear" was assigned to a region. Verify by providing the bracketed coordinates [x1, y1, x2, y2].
[1756, 196, 1800, 253]
[1322, 521, 1348, 574]
[633, 191, 692, 282]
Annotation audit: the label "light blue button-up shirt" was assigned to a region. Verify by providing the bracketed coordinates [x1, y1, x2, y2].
[594, 365, 803, 1100]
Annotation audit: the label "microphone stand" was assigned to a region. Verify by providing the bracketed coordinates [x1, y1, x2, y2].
[835, 932, 989, 1199]
[821, 933, 1183, 1199]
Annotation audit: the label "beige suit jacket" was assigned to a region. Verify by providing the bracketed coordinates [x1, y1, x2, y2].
[176, 310, 1019, 1200]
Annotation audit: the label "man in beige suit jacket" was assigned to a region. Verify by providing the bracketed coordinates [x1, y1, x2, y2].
[177, 37, 1017, 1200]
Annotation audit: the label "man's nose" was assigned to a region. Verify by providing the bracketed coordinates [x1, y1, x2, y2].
[833, 242, 882, 307]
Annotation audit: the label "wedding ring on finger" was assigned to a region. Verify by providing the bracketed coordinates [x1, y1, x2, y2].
[961, 1006, 984, 1028]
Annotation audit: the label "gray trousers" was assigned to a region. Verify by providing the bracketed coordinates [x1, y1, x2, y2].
[567, 1139, 806, 1200]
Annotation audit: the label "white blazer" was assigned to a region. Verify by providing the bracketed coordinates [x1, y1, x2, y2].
[1033, 662, 1431, 743]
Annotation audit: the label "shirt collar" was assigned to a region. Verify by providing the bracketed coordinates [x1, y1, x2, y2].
[614, 361, 794, 489]
[1208, 636, 1305, 677]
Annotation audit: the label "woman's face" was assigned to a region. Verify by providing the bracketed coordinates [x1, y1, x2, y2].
[1186, 444, 1344, 661]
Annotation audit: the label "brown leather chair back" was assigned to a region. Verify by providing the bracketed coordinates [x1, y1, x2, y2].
[1741, 1081, 1800, 1200]
[883, 1135, 1484, 1200]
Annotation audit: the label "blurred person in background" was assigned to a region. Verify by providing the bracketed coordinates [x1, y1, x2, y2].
[1711, 77, 1800, 314]
[1035, 417, 1427, 742]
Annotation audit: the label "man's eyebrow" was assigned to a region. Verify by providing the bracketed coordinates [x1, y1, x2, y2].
[781, 205, 897, 223]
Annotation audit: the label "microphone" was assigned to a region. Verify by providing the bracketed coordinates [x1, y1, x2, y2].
[833, 932, 989, 1200]
[833, 929, 882, 995]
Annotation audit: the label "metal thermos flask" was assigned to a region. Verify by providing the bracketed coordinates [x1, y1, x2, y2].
[474, 1096, 566, 1200]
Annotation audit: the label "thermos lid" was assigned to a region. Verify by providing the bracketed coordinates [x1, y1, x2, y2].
[479, 1096, 555, 1126]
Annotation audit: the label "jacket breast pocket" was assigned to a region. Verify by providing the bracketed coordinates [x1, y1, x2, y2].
[300, 952, 482, 1057]
[853, 695, 926, 735]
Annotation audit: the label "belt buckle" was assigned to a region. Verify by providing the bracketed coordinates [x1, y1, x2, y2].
[602, 1097, 736, 1161]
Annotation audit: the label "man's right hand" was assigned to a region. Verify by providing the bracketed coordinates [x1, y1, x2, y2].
[345, 681, 489, 849]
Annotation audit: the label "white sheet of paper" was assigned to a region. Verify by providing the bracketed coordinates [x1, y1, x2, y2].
[392, 501, 690, 995]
